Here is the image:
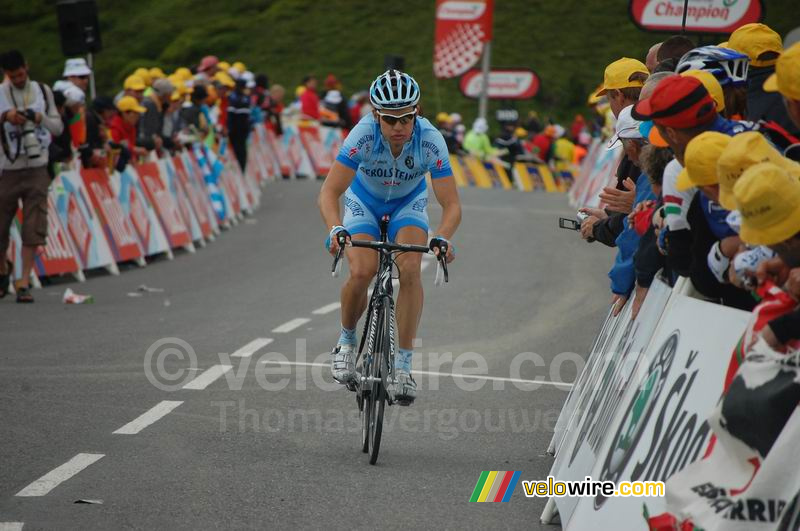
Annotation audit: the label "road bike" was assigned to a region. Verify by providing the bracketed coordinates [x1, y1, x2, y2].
[331, 215, 449, 464]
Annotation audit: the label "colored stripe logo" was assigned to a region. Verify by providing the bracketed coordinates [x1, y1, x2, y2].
[469, 471, 521, 502]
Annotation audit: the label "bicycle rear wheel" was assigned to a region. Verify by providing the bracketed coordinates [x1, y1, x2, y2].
[368, 301, 391, 465]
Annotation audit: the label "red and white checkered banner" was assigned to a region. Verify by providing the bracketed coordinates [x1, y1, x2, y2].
[433, 0, 493, 79]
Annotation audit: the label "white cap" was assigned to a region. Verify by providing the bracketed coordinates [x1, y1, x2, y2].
[607, 105, 643, 150]
[63, 84, 86, 105]
[553, 124, 566, 138]
[228, 67, 241, 80]
[324, 90, 343, 105]
[241, 71, 256, 89]
[450, 112, 462, 124]
[473, 117, 488, 134]
[63, 58, 91, 77]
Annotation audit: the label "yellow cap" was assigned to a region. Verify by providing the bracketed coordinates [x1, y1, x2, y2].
[174, 67, 192, 81]
[734, 162, 800, 245]
[729, 23, 783, 67]
[123, 74, 147, 91]
[680, 70, 725, 112]
[515, 127, 528, 138]
[716, 131, 800, 210]
[232, 61, 247, 74]
[213, 71, 235, 88]
[764, 42, 800, 101]
[117, 95, 147, 113]
[295, 85, 306, 97]
[435, 112, 450, 123]
[676, 132, 731, 191]
[133, 67, 152, 86]
[594, 58, 649, 97]
[718, 41, 729, 48]
[217, 61, 231, 72]
[149, 67, 166, 80]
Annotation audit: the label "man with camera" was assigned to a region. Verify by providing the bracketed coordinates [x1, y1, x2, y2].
[0, 50, 63, 302]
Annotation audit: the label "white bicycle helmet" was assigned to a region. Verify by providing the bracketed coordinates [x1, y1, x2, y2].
[369, 70, 421, 110]
[676, 46, 750, 87]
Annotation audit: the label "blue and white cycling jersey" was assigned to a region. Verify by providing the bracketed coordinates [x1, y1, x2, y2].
[335, 113, 453, 240]
[336, 113, 453, 202]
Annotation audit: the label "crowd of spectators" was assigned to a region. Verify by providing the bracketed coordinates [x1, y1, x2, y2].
[0, 48, 373, 303]
[573, 23, 799, 352]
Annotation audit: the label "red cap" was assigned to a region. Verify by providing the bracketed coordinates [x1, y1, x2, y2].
[198, 55, 219, 73]
[631, 76, 717, 129]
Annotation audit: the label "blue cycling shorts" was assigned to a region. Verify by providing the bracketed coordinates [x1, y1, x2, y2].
[342, 178, 429, 242]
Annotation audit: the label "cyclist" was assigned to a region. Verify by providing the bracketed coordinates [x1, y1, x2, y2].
[318, 70, 461, 404]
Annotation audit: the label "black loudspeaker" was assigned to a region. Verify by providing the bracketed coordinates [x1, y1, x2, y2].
[56, 0, 102, 56]
[384, 55, 405, 72]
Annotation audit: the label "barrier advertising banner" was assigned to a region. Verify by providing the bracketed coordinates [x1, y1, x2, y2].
[568, 142, 622, 209]
[32, 196, 82, 278]
[298, 124, 333, 176]
[135, 162, 192, 249]
[282, 124, 315, 177]
[158, 158, 203, 244]
[80, 168, 144, 263]
[434, 0, 494, 78]
[53, 171, 116, 271]
[564, 295, 751, 529]
[629, 0, 764, 34]
[550, 279, 673, 523]
[180, 151, 219, 235]
[110, 165, 171, 257]
[319, 126, 344, 168]
[266, 127, 294, 177]
[171, 156, 213, 241]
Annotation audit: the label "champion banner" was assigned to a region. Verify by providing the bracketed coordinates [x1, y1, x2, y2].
[180, 151, 220, 235]
[629, 0, 764, 34]
[433, 0, 494, 79]
[171, 156, 213, 241]
[158, 158, 204, 244]
[30, 196, 82, 278]
[135, 161, 192, 249]
[110, 165, 171, 257]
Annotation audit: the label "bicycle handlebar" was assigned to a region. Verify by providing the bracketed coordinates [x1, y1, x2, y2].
[331, 236, 449, 283]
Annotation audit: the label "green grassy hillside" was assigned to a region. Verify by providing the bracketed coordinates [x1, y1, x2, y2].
[1, 0, 797, 124]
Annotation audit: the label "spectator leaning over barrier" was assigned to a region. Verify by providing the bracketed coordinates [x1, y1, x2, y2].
[646, 42, 662, 73]
[299, 75, 320, 121]
[227, 78, 251, 171]
[111, 96, 147, 159]
[61, 58, 91, 97]
[762, 41, 800, 159]
[633, 76, 756, 309]
[139, 78, 175, 154]
[178, 84, 209, 145]
[655, 35, 695, 71]
[605, 104, 656, 315]
[729, 23, 799, 137]
[265, 83, 284, 136]
[463, 117, 495, 160]
[117, 75, 146, 105]
[580, 58, 649, 246]
[80, 96, 116, 169]
[734, 163, 800, 348]
[0, 49, 63, 303]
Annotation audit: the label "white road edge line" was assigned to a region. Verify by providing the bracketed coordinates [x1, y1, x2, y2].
[0, 523, 24, 531]
[272, 318, 311, 333]
[257, 360, 573, 388]
[113, 400, 184, 435]
[182, 365, 233, 390]
[312, 302, 341, 315]
[231, 338, 274, 358]
[16, 453, 105, 497]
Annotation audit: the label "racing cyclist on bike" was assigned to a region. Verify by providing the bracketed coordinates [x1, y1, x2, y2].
[318, 70, 461, 404]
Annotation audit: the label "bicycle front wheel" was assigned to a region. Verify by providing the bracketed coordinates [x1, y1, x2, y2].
[368, 300, 392, 465]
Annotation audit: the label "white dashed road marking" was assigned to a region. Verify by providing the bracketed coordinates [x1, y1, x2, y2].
[16, 453, 105, 497]
[0, 523, 24, 531]
[312, 302, 341, 315]
[182, 365, 233, 390]
[231, 338, 274, 358]
[272, 318, 311, 333]
[113, 401, 184, 435]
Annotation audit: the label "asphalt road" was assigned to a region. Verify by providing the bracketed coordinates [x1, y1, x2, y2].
[0, 179, 612, 530]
